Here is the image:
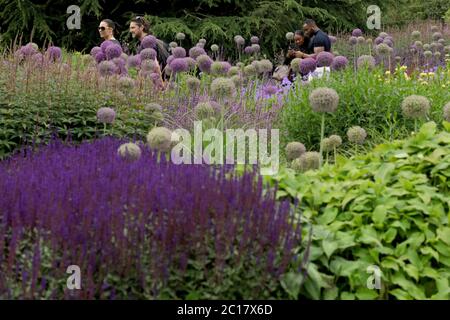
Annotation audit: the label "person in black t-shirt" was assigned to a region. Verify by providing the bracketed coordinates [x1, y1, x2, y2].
[98, 19, 121, 46]
[295, 19, 331, 59]
[285, 30, 311, 64]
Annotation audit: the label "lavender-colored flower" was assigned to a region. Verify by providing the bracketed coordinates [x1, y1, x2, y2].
[100, 40, 114, 53]
[90, 46, 102, 57]
[31, 53, 44, 65]
[352, 28, 363, 37]
[172, 47, 186, 58]
[141, 59, 157, 72]
[349, 36, 358, 46]
[316, 51, 334, 67]
[98, 60, 117, 77]
[331, 56, 348, 71]
[374, 37, 384, 45]
[97, 107, 116, 124]
[184, 57, 197, 70]
[20, 44, 38, 57]
[262, 84, 278, 97]
[251, 44, 260, 53]
[244, 46, 254, 54]
[169, 58, 189, 73]
[166, 55, 175, 66]
[299, 58, 317, 74]
[196, 54, 213, 73]
[95, 52, 106, 63]
[46, 46, 62, 62]
[357, 55, 376, 69]
[383, 38, 394, 48]
[141, 35, 157, 49]
[189, 46, 206, 59]
[379, 32, 388, 39]
[127, 54, 141, 68]
[105, 44, 122, 60]
[140, 48, 157, 61]
[250, 36, 259, 44]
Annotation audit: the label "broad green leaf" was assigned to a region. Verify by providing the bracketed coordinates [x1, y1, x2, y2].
[340, 292, 355, 300]
[322, 239, 338, 259]
[355, 287, 379, 300]
[383, 228, 397, 243]
[317, 207, 339, 225]
[372, 205, 387, 225]
[437, 227, 450, 246]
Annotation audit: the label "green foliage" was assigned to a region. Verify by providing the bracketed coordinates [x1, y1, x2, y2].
[280, 66, 450, 153]
[267, 122, 450, 299]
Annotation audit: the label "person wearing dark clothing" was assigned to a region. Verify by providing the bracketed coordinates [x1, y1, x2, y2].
[296, 19, 331, 59]
[284, 30, 310, 64]
[98, 19, 121, 45]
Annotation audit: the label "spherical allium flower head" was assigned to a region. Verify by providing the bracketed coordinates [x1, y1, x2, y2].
[169, 58, 189, 73]
[443, 102, 450, 122]
[331, 56, 349, 71]
[411, 30, 421, 40]
[286, 32, 294, 41]
[105, 44, 122, 60]
[285, 142, 306, 161]
[328, 35, 337, 44]
[300, 58, 317, 74]
[147, 127, 172, 152]
[19, 44, 37, 57]
[414, 41, 423, 48]
[117, 143, 142, 161]
[28, 42, 39, 50]
[395, 56, 402, 63]
[186, 76, 201, 91]
[172, 46, 186, 58]
[141, 59, 157, 72]
[118, 76, 134, 90]
[97, 107, 116, 124]
[430, 42, 438, 51]
[90, 46, 102, 57]
[329, 135, 342, 148]
[211, 77, 236, 98]
[140, 48, 157, 60]
[347, 126, 367, 144]
[445, 45, 450, 53]
[263, 84, 278, 97]
[243, 64, 257, 77]
[195, 102, 216, 119]
[383, 38, 394, 48]
[316, 51, 334, 67]
[432, 32, 443, 41]
[140, 35, 157, 49]
[401, 95, 430, 119]
[199, 38, 207, 45]
[423, 43, 431, 51]
[357, 36, 366, 45]
[290, 58, 302, 73]
[31, 53, 44, 65]
[424, 50, 433, 59]
[251, 44, 261, 53]
[376, 43, 391, 56]
[46, 46, 62, 62]
[98, 60, 117, 77]
[210, 44, 219, 52]
[189, 46, 206, 59]
[196, 54, 213, 73]
[437, 39, 445, 45]
[127, 54, 141, 68]
[349, 36, 358, 46]
[259, 59, 273, 73]
[234, 35, 245, 46]
[357, 55, 376, 70]
[144, 102, 163, 113]
[121, 53, 128, 60]
[166, 55, 175, 66]
[309, 87, 339, 113]
[250, 36, 259, 44]
[211, 61, 229, 75]
[430, 25, 439, 33]
[352, 28, 363, 37]
[100, 40, 114, 53]
[196, 42, 205, 48]
[366, 38, 373, 45]
[228, 66, 240, 77]
[176, 32, 186, 41]
[112, 57, 127, 71]
[434, 51, 441, 59]
[95, 52, 106, 63]
[231, 75, 243, 87]
[321, 138, 334, 152]
[184, 57, 197, 70]
[244, 46, 254, 54]
[292, 152, 321, 172]
[169, 42, 178, 50]
[379, 32, 388, 38]
[374, 37, 384, 45]
[436, 43, 444, 51]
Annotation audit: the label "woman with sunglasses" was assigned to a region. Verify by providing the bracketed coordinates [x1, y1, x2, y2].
[98, 19, 121, 46]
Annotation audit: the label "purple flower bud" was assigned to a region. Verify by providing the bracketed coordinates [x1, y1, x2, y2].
[331, 55, 348, 71]
[90, 46, 102, 57]
[127, 54, 141, 68]
[97, 107, 116, 123]
[189, 46, 206, 60]
[141, 35, 157, 49]
[140, 48, 157, 60]
[105, 44, 122, 60]
[316, 51, 334, 67]
[169, 58, 189, 73]
[352, 28, 363, 37]
[46, 46, 62, 62]
[100, 40, 114, 53]
[172, 47, 186, 58]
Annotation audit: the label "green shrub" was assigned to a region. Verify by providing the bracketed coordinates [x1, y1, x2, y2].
[268, 122, 450, 299]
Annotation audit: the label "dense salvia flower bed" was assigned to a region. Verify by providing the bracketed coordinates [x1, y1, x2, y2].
[0, 138, 302, 299]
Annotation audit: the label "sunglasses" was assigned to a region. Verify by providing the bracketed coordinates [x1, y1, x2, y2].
[98, 26, 106, 31]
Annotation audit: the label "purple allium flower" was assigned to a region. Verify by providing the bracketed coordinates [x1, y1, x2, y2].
[251, 44, 260, 53]
[31, 53, 44, 65]
[139, 69, 152, 78]
[97, 107, 116, 123]
[263, 84, 278, 96]
[140, 48, 157, 60]
[374, 37, 384, 45]
[98, 60, 117, 77]
[383, 38, 394, 48]
[46, 46, 62, 62]
[250, 36, 259, 44]
[141, 35, 157, 49]
[349, 36, 358, 46]
[234, 35, 245, 46]
[211, 61, 231, 75]
[141, 59, 157, 72]
[90, 46, 102, 57]
[184, 57, 197, 70]
[316, 51, 334, 67]
[352, 28, 363, 37]
[331, 56, 348, 71]
[379, 32, 388, 39]
[169, 58, 188, 73]
[105, 44, 122, 60]
[100, 40, 114, 53]
[196, 54, 213, 73]
[172, 46, 186, 58]
[127, 54, 141, 68]
[244, 46, 254, 54]
[118, 76, 134, 89]
[299, 58, 317, 74]
[95, 52, 106, 63]
[196, 42, 205, 48]
[20, 44, 38, 57]
[357, 55, 376, 69]
[328, 35, 337, 44]
[189, 46, 206, 59]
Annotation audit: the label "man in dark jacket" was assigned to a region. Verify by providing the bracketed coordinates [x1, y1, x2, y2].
[295, 19, 331, 59]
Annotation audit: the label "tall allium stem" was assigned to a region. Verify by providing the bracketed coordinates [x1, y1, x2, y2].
[319, 113, 325, 167]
